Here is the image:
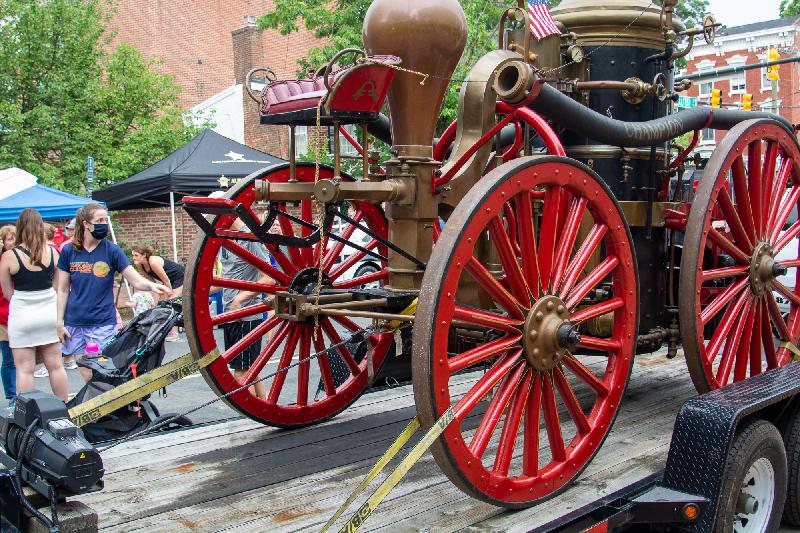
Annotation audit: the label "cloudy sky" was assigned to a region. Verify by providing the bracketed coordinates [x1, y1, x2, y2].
[708, 0, 783, 27]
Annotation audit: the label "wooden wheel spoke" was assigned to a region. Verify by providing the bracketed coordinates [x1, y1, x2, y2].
[296, 326, 312, 406]
[564, 255, 619, 309]
[553, 367, 590, 435]
[329, 239, 380, 281]
[453, 354, 521, 421]
[748, 140, 764, 236]
[701, 266, 749, 282]
[559, 223, 607, 298]
[488, 216, 530, 306]
[515, 192, 541, 298]
[576, 335, 622, 351]
[322, 211, 364, 270]
[503, 203, 523, 257]
[448, 335, 522, 374]
[522, 372, 542, 477]
[212, 302, 272, 327]
[277, 208, 305, 267]
[705, 290, 749, 364]
[551, 197, 588, 296]
[718, 188, 753, 252]
[538, 187, 565, 291]
[776, 220, 800, 252]
[332, 269, 389, 289]
[320, 318, 361, 376]
[762, 141, 779, 218]
[266, 324, 301, 404]
[769, 186, 800, 243]
[732, 155, 757, 242]
[562, 355, 610, 397]
[569, 297, 624, 324]
[707, 227, 750, 265]
[731, 302, 756, 384]
[700, 277, 749, 325]
[221, 240, 291, 285]
[715, 297, 753, 385]
[772, 279, 800, 306]
[766, 291, 791, 341]
[493, 370, 532, 476]
[469, 364, 526, 459]
[313, 328, 337, 397]
[466, 257, 526, 319]
[541, 371, 566, 462]
[761, 299, 779, 368]
[239, 321, 291, 384]
[212, 277, 281, 295]
[453, 306, 525, 335]
[750, 303, 763, 376]
[766, 158, 792, 234]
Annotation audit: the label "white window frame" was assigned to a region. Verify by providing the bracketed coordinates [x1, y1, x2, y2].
[701, 128, 715, 143]
[339, 124, 359, 156]
[730, 72, 746, 94]
[294, 126, 309, 157]
[699, 81, 714, 98]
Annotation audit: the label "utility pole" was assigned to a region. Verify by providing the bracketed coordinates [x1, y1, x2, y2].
[768, 48, 780, 115]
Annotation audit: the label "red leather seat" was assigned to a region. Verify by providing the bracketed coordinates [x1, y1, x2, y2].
[260, 55, 400, 126]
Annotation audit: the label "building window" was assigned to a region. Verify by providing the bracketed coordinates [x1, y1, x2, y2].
[730, 73, 745, 93]
[699, 81, 713, 98]
[702, 128, 715, 143]
[761, 67, 776, 90]
[339, 124, 359, 156]
[294, 126, 309, 157]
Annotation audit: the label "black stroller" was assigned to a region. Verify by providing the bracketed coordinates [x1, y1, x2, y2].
[67, 300, 192, 443]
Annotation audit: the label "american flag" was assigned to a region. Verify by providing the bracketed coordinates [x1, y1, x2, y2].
[528, 0, 561, 41]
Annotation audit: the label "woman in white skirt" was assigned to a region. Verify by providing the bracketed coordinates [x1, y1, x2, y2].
[0, 208, 67, 401]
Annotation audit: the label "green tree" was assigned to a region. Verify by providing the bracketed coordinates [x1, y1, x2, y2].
[0, 0, 207, 193]
[780, 0, 800, 16]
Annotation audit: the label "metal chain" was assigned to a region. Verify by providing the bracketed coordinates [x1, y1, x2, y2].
[97, 324, 385, 453]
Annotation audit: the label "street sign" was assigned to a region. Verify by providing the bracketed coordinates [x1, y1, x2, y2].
[677, 96, 697, 109]
[87, 155, 95, 195]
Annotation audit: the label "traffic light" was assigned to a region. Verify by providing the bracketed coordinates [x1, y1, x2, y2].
[768, 48, 780, 81]
[742, 93, 753, 111]
[711, 88, 722, 108]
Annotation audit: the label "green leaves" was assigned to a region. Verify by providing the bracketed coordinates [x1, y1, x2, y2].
[781, 0, 800, 16]
[0, 0, 206, 194]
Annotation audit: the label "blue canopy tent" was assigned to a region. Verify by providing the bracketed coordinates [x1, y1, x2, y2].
[0, 183, 101, 223]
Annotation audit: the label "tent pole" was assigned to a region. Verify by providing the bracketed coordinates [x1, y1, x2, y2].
[169, 191, 178, 263]
[108, 216, 132, 305]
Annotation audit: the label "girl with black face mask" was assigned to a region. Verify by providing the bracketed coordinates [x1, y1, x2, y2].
[55, 203, 170, 382]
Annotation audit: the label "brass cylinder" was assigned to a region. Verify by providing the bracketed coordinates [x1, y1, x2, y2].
[551, 0, 685, 49]
[362, 0, 467, 147]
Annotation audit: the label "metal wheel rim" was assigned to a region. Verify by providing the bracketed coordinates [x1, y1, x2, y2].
[734, 457, 776, 533]
[184, 163, 393, 427]
[680, 119, 800, 393]
[413, 156, 637, 506]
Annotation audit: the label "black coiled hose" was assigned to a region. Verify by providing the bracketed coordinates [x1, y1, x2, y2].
[529, 83, 793, 148]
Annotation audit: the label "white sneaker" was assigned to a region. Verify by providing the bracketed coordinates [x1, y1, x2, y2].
[63, 360, 78, 370]
[33, 365, 49, 378]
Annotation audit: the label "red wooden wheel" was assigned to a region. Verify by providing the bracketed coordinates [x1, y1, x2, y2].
[184, 163, 393, 427]
[680, 119, 800, 392]
[413, 156, 637, 507]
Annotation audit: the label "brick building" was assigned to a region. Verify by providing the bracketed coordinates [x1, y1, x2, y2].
[105, 0, 324, 260]
[684, 16, 800, 157]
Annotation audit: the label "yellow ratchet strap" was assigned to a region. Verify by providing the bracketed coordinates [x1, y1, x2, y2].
[321, 407, 456, 533]
[780, 340, 800, 361]
[387, 298, 417, 330]
[68, 349, 220, 427]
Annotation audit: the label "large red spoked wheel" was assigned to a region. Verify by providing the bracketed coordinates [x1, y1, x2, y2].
[184, 163, 393, 428]
[680, 119, 800, 393]
[413, 156, 638, 507]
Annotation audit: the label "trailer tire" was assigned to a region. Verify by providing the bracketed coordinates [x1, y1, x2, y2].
[714, 419, 786, 532]
[782, 405, 800, 525]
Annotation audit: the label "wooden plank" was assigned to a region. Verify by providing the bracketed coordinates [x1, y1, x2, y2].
[88, 353, 692, 532]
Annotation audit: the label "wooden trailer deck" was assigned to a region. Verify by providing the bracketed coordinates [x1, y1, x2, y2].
[80, 350, 696, 532]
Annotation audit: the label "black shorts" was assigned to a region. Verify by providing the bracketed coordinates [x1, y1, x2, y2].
[223, 321, 263, 370]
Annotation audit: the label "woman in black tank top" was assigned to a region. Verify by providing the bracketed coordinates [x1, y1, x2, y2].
[131, 244, 184, 297]
[0, 208, 67, 401]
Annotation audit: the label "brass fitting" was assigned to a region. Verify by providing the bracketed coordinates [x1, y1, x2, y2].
[492, 60, 541, 106]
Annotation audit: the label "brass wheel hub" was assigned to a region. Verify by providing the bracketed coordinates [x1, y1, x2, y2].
[750, 243, 777, 296]
[523, 295, 579, 371]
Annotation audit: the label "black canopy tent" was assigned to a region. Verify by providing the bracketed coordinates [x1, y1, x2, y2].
[92, 129, 285, 210]
[92, 129, 285, 261]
